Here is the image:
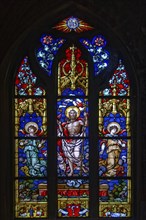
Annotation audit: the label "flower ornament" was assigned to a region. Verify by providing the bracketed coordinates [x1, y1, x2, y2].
[37, 35, 65, 76]
[80, 35, 109, 75]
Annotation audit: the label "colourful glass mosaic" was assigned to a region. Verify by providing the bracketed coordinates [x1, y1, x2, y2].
[37, 35, 65, 75]
[15, 139, 48, 177]
[58, 179, 89, 217]
[57, 138, 89, 177]
[15, 179, 48, 218]
[15, 98, 47, 137]
[99, 139, 131, 177]
[57, 98, 88, 137]
[15, 56, 45, 96]
[80, 35, 110, 75]
[53, 16, 93, 33]
[58, 45, 88, 96]
[99, 60, 130, 96]
[98, 98, 130, 137]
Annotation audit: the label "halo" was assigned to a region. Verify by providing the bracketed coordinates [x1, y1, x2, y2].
[24, 122, 39, 133]
[107, 122, 121, 134]
[65, 106, 80, 118]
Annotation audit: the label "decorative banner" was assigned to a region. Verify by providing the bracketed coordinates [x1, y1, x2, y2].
[80, 35, 110, 75]
[15, 56, 46, 96]
[58, 179, 89, 217]
[99, 139, 131, 177]
[98, 98, 130, 137]
[53, 16, 93, 33]
[99, 60, 130, 96]
[15, 179, 47, 218]
[58, 45, 88, 96]
[15, 139, 48, 177]
[57, 98, 88, 137]
[37, 35, 65, 75]
[15, 98, 47, 137]
[57, 138, 89, 177]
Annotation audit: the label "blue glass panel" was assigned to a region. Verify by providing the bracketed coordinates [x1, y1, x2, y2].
[36, 35, 65, 75]
[80, 35, 110, 75]
[18, 113, 45, 137]
[57, 98, 88, 137]
[61, 88, 85, 96]
[101, 113, 127, 137]
[17, 139, 47, 177]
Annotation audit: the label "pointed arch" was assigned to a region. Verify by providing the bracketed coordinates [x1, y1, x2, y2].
[0, 2, 139, 220]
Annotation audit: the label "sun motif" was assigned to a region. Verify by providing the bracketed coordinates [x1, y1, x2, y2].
[53, 16, 93, 33]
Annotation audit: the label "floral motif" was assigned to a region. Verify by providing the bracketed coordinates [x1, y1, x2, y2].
[37, 35, 65, 76]
[80, 35, 109, 75]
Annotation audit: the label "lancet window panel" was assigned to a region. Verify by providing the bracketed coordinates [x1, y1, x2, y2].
[57, 45, 89, 217]
[98, 60, 131, 217]
[14, 57, 48, 218]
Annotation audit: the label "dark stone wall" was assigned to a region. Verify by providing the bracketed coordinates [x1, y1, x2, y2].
[0, 0, 146, 219]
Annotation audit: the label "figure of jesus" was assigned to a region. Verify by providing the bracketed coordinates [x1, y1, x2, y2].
[57, 106, 88, 176]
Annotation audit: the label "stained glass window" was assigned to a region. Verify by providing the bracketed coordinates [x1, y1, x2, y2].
[98, 59, 131, 217]
[57, 46, 89, 217]
[14, 17, 132, 219]
[15, 56, 48, 218]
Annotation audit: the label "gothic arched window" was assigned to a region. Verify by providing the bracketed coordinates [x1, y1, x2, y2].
[14, 16, 133, 219]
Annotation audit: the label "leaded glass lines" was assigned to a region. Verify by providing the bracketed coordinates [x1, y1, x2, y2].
[15, 57, 48, 218]
[36, 35, 65, 76]
[57, 46, 89, 217]
[80, 36, 110, 76]
[14, 28, 132, 219]
[98, 60, 131, 217]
